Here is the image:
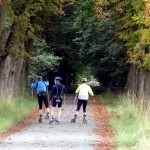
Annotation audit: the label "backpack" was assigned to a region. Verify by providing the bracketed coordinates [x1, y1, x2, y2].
[36, 81, 46, 89]
[36, 81, 48, 95]
[54, 85, 64, 103]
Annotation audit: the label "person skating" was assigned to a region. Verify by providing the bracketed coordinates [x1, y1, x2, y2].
[71, 78, 94, 123]
[49, 76, 67, 124]
[31, 76, 50, 123]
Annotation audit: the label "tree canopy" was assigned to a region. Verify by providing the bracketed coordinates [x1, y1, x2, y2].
[1, 0, 149, 89]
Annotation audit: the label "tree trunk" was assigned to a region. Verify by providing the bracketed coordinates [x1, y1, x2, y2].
[0, 51, 28, 100]
[127, 65, 150, 100]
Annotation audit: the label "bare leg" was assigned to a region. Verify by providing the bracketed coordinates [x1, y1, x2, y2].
[75, 111, 79, 116]
[58, 107, 62, 118]
[49, 106, 55, 124]
[39, 109, 42, 116]
[45, 108, 50, 119]
[46, 108, 50, 113]
[50, 106, 55, 117]
[83, 112, 87, 115]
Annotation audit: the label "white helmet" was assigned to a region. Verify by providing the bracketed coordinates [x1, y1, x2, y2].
[37, 76, 43, 80]
[82, 78, 87, 82]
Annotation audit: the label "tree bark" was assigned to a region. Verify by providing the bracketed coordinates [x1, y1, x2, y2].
[0, 54, 28, 100]
[127, 65, 150, 100]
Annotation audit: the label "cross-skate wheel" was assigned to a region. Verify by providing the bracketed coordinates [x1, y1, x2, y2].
[49, 120, 53, 124]
[83, 119, 87, 124]
[39, 117, 42, 123]
[71, 118, 76, 123]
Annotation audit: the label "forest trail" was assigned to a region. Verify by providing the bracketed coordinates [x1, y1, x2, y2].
[0, 94, 115, 150]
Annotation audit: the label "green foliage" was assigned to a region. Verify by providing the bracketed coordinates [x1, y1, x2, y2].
[100, 94, 150, 150]
[1, 0, 64, 57]
[96, 0, 150, 71]
[28, 38, 61, 83]
[1, 0, 129, 87]
[0, 96, 37, 134]
[10, 0, 64, 40]
[43, 2, 81, 85]
[2, 0, 130, 87]
[1, 0, 149, 88]
[73, 0, 128, 86]
[75, 65, 94, 83]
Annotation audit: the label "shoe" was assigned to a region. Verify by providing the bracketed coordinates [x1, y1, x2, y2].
[71, 114, 77, 123]
[39, 117, 42, 123]
[83, 114, 87, 123]
[45, 114, 50, 120]
[49, 117, 53, 124]
[55, 118, 61, 124]
[83, 114, 86, 118]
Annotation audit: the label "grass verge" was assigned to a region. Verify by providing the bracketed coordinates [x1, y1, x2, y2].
[99, 94, 150, 150]
[0, 96, 37, 134]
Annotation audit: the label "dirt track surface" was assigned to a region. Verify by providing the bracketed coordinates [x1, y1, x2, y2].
[0, 94, 101, 150]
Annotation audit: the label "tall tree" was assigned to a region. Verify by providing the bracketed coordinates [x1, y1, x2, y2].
[73, 0, 128, 86]
[0, 0, 64, 99]
[96, 0, 150, 71]
[43, 1, 80, 86]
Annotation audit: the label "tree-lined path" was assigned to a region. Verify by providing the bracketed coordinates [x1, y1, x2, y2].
[0, 95, 113, 150]
[1, 0, 150, 149]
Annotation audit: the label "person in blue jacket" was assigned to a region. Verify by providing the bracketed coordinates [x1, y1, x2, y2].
[31, 76, 50, 123]
[49, 76, 67, 124]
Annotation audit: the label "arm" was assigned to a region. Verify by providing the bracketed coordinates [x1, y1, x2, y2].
[44, 80, 49, 86]
[50, 86, 55, 100]
[31, 82, 37, 89]
[63, 85, 67, 94]
[88, 86, 94, 96]
[75, 85, 81, 94]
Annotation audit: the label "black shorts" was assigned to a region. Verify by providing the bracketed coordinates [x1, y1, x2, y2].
[76, 99, 88, 112]
[52, 98, 63, 108]
[37, 92, 49, 109]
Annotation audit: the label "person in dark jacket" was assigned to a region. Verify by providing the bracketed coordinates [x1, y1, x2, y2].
[31, 76, 50, 123]
[49, 76, 67, 123]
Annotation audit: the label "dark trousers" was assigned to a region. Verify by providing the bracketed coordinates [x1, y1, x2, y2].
[37, 92, 49, 109]
[76, 99, 88, 113]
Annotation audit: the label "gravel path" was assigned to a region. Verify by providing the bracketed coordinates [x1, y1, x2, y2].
[0, 95, 100, 150]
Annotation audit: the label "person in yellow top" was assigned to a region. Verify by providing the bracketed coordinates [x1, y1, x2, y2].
[71, 78, 94, 123]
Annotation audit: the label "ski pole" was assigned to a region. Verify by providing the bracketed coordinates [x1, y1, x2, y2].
[70, 94, 78, 114]
[31, 89, 33, 100]
[63, 94, 77, 123]
[63, 94, 66, 106]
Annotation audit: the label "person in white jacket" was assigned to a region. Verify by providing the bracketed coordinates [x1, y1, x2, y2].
[71, 78, 94, 123]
